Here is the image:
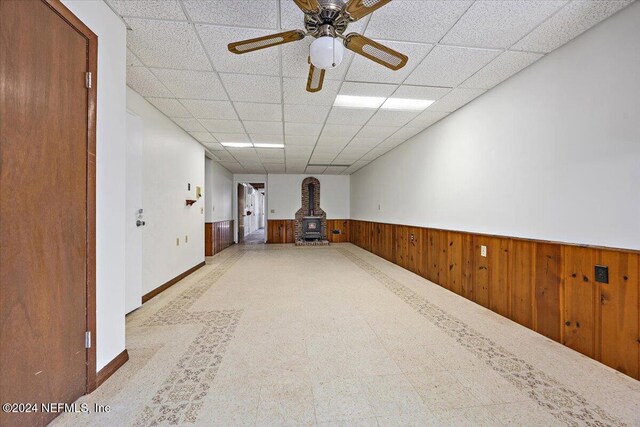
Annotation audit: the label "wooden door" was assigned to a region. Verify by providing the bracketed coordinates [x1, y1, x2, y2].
[0, 1, 96, 425]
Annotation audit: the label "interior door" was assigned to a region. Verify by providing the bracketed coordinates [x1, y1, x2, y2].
[237, 184, 245, 242]
[0, 1, 91, 425]
[125, 111, 143, 313]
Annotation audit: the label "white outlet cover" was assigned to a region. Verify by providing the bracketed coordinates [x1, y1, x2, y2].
[481, 245, 487, 257]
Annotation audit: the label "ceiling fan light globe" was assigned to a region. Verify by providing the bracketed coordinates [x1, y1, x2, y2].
[309, 36, 344, 70]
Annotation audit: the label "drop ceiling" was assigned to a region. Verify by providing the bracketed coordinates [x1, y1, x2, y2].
[109, 0, 632, 175]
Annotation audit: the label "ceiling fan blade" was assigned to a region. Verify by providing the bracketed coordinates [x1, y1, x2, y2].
[306, 63, 325, 93]
[293, 0, 321, 14]
[344, 0, 393, 21]
[344, 33, 408, 70]
[228, 30, 305, 54]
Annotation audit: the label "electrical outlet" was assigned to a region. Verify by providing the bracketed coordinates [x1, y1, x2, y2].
[480, 245, 487, 257]
[270, 209, 275, 213]
[410, 233, 414, 242]
[595, 265, 608, 283]
[176, 238, 180, 246]
[185, 235, 188, 243]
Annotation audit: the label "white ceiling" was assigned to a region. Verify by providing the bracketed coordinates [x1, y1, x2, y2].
[109, 0, 633, 175]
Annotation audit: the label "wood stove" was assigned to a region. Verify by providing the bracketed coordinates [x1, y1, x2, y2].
[302, 217, 322, 240]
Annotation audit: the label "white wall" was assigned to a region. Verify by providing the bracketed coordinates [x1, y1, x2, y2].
[268, 174, 351, 219]
[204, 158, 233, 222]
[61, 0, 127, 371]
[351, 3, 640, 251]
[126, 88, 206, 295]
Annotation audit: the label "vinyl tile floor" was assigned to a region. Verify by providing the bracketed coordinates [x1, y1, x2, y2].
[52, 243, 640, 427]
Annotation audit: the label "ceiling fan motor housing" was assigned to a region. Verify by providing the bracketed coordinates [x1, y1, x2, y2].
[304, 0, 351, 37]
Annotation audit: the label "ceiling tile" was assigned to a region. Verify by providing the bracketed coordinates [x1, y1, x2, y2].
[184, 0, 278, 29]
[264, 164, 286, 173]
[512, 0, 633, 53]
[377, 138, 405, 149]
[172, 118, 207, 132]
[243, 121, 283, 135]
[283, 78, 340, 106]
[189, 131, 217, 143]
[106, 0, 186, 19]
[234, 102, 282, 122]
[285, 122, 323, 137]
[256, 149, 285, 160]
[348, 137, 386, 148]
[283, 105, 331, 124]
[390, 85, 451, 101]
[212, 132, 250, 142]
[285, 135, 318, 146]
[250, 134, 285, 143]
[316, 137, 351, 147]
[127, 49, 143, 67]
[461, 51, 544, 89]
[442, 1, 566, 49]
[220, 73, 281, 103]
[405, 45, 500, 87]
[218, 161, 244, 172]
[127, 66, 173, 97]
[339, 82, 397, 97]
[203, 142, 227, 151]
[197, 25, 281, 76]
[326, 108, 376, 126]
[214, 151, 238, 161]
[428, 88, 486, 113]
[152, 69, 227, 100]
[367, 110, 420, 127]
[200, 119, 244, 133]
[306, 166, 327, 174]
[310, 154, 337, 164]
[345, 41, 433, 84]
[281, 38, 355, 81]
[126, 19, 211, 71]
[180, 99, 238, 119]
[324, 166, 348, 174]
[356, 125, 399, 139]
[364, 0, 473, 43]
[390, 127, 423, 140]
[320, 124, 362, 139]
[408, 111, 449, 128]
[146, 97, 192, 118]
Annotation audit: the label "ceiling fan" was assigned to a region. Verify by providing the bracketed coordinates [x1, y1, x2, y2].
[227, 0, 408, 93]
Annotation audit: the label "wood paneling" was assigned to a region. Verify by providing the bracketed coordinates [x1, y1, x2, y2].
[563, 247, 598, 358]
[348, 220, 640, 380]
[534, 243, 562, 341]
[327, 219, 350, 243]
[598, 250, 639, 378]
[267, 220, 295, 243]
[205, 220, 234, 256]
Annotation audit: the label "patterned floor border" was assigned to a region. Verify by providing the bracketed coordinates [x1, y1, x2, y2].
[336, 247, 625, 427]
[133, 252, 245, 426]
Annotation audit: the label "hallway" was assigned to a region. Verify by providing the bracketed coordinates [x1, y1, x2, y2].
[243, 229, 266, 245]
[53, 243, 639, 427]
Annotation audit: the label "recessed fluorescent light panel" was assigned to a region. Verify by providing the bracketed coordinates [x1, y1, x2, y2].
[381, 98, 434, 111]
[221, 142, 253, 148]
[253, 143, 285, 148]
[221, 142, 284, 149]
[334, 95, 386, 109]
[334, 95, 434, 111]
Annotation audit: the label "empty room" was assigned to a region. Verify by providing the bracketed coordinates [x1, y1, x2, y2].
[1, 0, 639, 426]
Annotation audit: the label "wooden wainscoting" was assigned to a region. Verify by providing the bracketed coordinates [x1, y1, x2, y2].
[327, 219, 350, 243]
[349, 220, 640, 380]
[267, 219, 295, 243]
[205, 220, 234, 256]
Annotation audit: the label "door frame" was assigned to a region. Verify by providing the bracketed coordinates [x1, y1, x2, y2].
[43, 0, 98, 393]
[233, 180, 268, 243]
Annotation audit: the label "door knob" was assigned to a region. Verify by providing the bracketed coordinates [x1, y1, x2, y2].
[136, 220, 146, 227]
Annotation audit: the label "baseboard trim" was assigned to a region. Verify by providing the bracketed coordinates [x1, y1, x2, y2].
[142, 261, 206, 304]
[95, 349, 129, 389]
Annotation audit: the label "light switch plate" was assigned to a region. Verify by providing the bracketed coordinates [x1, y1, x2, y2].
[481, 245, 487, 257]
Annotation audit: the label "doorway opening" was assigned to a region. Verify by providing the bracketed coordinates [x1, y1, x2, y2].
[237, 182, 266, 244]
